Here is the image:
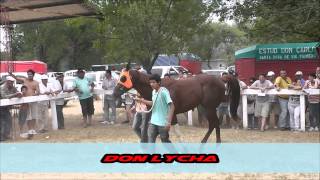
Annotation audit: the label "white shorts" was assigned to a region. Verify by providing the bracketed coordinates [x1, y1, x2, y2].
[26, 102, 39, 121]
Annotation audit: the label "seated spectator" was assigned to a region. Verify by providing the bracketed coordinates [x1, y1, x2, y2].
[250, 74, 274, 132]
[288, 77, 303, 132]
[304, 73, 320, 132]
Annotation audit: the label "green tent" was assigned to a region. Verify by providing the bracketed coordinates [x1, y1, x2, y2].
[235, 42, 320, 61]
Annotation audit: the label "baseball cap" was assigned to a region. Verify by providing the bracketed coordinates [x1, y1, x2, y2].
[267, 71, 275, 76]
[41, 75, 49, 80]
[6, 76, 15, 81]
[295, 71, 303, 75]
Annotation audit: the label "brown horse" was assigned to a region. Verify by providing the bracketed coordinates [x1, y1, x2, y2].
[113, 70, 240, 143]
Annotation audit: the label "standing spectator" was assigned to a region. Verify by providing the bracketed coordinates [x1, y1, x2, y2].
[218, 72, 231, 128]
[134, 74, 175, 143]
[122, 92, 134, 124]
[304, 73, 320, 131]
[101, 70, 117, 125]
[164, 73, 171, 80]
[275, 69, 292, 130]
[266, 71, 280, 129]
[38, 75, 54, 133]
[131, 92, 148, 142]
[53, 74, 67, 129]
[235, 73, 247, 128]
[294, 71, 305, 87]
[0, 76, 22, 141]
[250, 74, 274, 131]
[18, 86, 29, 137]
[316, 67, 320, 80]
[9, 70, 40, 137]
[247, 77, 258, 130]
[288, 77, 303, 132]
[66, 69, 95, 128]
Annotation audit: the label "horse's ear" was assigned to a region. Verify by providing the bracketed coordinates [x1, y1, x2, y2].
[126, 61, 131, 71]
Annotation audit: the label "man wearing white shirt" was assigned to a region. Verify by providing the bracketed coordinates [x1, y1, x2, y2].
[38, 75, 54, 133]
[53, 74, 68, 129]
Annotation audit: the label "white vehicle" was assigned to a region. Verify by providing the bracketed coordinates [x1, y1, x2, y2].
[202, 69, 228, 76]
[64, 69, 83, 78]
[151, 66, 190, 79]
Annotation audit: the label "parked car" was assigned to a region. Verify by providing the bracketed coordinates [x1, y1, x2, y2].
[151, 66, 190, 79]
[201, 69, 228, 77]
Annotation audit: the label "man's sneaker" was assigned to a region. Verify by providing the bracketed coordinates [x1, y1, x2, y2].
[38, 129, 48, 133]
[309, 127, 314, 132]
[100, 121, 110, 124]
[20, 133, 29, 138]
[121, 120, 129, 124]
[110, 121, 115, 125]
[32, 130, 37, 135]
[315, 127, 319, 131]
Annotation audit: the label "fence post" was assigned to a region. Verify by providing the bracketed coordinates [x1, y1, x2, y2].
[188, 110, 193, 126]
[300, 94, 306, 131]
[242, 94, 248, 129]
[50, 100, 58, 130]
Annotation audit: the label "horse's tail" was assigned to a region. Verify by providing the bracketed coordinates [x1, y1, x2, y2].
[227, 76, 240, 119]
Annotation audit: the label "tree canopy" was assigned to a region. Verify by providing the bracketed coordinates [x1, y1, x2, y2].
[217, 0, 320, 42]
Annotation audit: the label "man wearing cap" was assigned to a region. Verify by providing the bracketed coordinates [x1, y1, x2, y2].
[65, 69, 95, 127]
[275, 69, 292, 130]
[294, 71, 305, 87]
[53, 73, 68, 129]
[9, 69, 40, 137]
[266, 71, 280, 129]
[38, 74, 55, 133]
[0, 76, 22, 141]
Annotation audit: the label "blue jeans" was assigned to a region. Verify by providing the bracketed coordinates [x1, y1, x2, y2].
[148, 123, 171, 143]
[278, 97, 289, 128]
[104, 97, 116, 122]
[132, 112, 149, 143]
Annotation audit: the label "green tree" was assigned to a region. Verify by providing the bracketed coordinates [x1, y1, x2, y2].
[12, 18, 104, 71]
[218, 0, 320, 42]
[95, 0, 217, 72]
[186, 23, 249, 67]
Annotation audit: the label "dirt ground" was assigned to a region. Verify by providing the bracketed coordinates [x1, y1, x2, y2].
[7, 100, 320, 143]
[2, 100, 320, 179]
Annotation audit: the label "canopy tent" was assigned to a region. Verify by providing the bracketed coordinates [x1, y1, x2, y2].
[235, 42, 320, 60]
[0, 0, 99, 25]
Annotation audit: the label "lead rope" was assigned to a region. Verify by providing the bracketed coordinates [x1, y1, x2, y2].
[137, 87, 163, 114]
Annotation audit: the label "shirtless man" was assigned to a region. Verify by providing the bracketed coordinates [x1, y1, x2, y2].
[9, 69, 40, 137]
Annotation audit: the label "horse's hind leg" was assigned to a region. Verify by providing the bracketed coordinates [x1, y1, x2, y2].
[201, 110, 216, 143]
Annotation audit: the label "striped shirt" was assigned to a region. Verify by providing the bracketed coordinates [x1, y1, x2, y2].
[304, 80, 320, 103]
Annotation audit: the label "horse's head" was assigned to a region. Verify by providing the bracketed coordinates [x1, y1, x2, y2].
[113, 69, 133, 98]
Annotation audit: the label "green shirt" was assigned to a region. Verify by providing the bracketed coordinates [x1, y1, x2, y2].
[150, 87, 172, 126]
[73, 77, 93, 100]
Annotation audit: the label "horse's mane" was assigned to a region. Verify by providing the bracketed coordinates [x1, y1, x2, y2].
[129, 70, 150, 85]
